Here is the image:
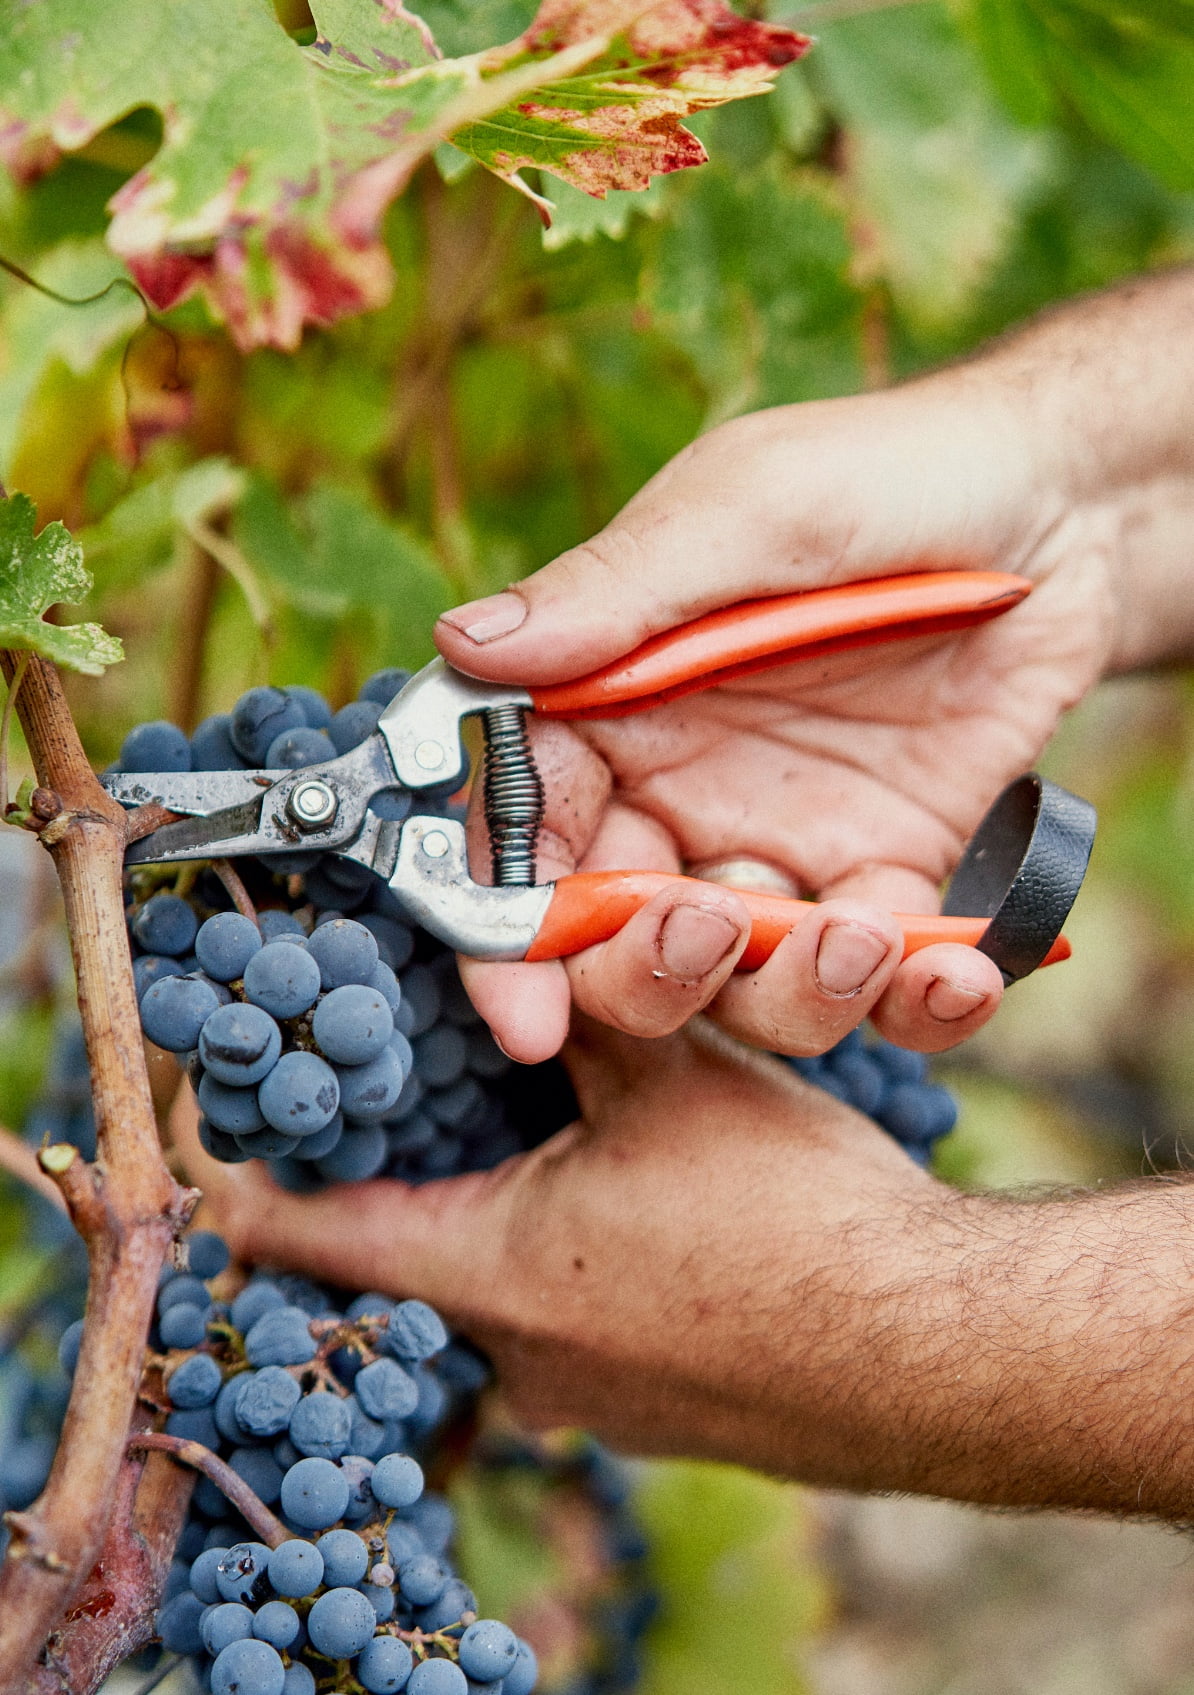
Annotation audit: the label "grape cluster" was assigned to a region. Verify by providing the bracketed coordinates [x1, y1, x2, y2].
[120, 1232, 539, 1693]
[786, 1028, 958, 1165]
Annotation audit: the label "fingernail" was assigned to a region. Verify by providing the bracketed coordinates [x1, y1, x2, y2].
[658, 904, 740, 980]
[925, 976, 988, 1022]
[814, 921, 890, 996]
[438, 592, 528, 645]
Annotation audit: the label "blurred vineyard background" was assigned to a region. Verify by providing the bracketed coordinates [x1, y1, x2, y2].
[3, 0, 1194, 1689]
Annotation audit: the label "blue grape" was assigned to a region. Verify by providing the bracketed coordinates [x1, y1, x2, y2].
[267, 1538, 325, 1599]
[402, 1496, 455, 1559]
[190, 1545, 228, 1604]
[198, 1070, 267, 1136]
[117, 719, 192, 773]
[242, 942, 322, 1020]
[230, 1280, 286, 1334]
[252, 1600, 301, 1650]
[198, 1116, 253, 1163]
[335, 1042, 408, 1121]
[280, 1457, 350, 1530]
[417, 1577, 476, 1633]
[231, 687, 307, 764]
[282, 1665, 317, 1695]
[265, 726, 336, 768]
[369, 961, 404, 1016]
[307, 919, 379, 989]
[284, 685, 333, 729]
[166, 1353, 222, 1409]
[312, 983, 393, 1065]
[196, 913, 263, 982]
[188, 1229, 231, 1278]
[458, 1620, 519, 1682]
[407, 1660, 467, 1695]
[503, 1639, 539, 1695]
[412, 1026, 467, 1090]
[199, 1003, 282, 1086]
[313, 1124, 387, 1182]
[382, 1301, 448, 1363]
[131, 894, 199, 958]
[306, 1585, 377, 1658]
[236, 1125, 302, 1160]
[359, 668, 411, 706]
[57, 1318, 84, 1376]
[155, 1590, 207, 1655]
[289, 1391, 352, 1460]
[258, 908, 307, 941]
[360, 1579, 396, 1622]
[165, 1406, 220, 1447]
[202, 1601, 255, 1655]
[371, 1452, 424, 1509]
[258, 1051, 340, 1135]
[244, 1306, 317, 1368]
[316, 1527, 369, 1587]
[216, 1542, 274, 1604]
[290, 1111, 344, 1161]
[386, 1521, 424, 1565]
[328, 699, 382, 755]
[160, 1303, 209, 1349]
[357, 1634, 414, 1694]
[234, 1366, 301, 1437]
[354, 1359, 418, 1423]
[191, 714, 244, 771]
[398, 1555, 448, 1607]
[210, 1637, 286, 1695]
[159, 1275, 209, 1313]
[140, 973, 220, 1052]
[360, 914, 415, 971]
[133, 954, 185, 1000]
[338, 1454, 376, 1523]
[399, 965, 440, 1036]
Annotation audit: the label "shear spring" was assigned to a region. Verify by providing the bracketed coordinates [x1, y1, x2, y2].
[482, 705, 544, 886]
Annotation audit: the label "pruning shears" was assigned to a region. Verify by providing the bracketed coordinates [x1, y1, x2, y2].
[101, 571, 1096, 983]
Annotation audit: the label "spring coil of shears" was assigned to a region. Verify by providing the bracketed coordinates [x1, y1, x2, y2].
[482, 705, 545, 886]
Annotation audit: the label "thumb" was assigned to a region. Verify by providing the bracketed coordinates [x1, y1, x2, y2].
[435, 418, 807, 686]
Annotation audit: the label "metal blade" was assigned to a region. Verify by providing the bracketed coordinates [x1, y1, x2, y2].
[115, 734, 405, 866]
[101, 769, 282, 814]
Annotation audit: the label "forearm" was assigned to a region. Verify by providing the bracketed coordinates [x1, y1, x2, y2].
[955, 266, 1194, 673]
[739, 1174, 1194, 1520]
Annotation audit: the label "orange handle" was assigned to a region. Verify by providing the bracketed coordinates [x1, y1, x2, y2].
[529, 571, 1031, 720]
[525, 870, 1072, 971]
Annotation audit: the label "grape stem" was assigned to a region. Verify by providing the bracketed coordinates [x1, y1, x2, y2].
[0, 1121, 67, 1211]
[0, 650, 199, 1695]
[210, 857, 258, 923]
[127, 1433, 289, 1546]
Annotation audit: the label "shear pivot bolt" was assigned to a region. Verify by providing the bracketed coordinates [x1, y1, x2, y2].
[421, 830, 450, 860]
[287, 780, 338, 831]
[415, 740, 445, 771]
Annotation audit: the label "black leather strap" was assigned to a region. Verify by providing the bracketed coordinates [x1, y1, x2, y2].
[941, 774, 1096, 984]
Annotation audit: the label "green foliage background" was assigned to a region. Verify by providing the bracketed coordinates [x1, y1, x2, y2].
[1, 1, 1193, 1689]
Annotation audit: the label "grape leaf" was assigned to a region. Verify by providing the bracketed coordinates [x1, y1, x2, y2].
[0, 494, 123, 674]
[0, 0, 807, 350]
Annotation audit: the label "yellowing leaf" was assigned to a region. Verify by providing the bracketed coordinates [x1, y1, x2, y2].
[0, 494, 123, 674]
[0, 0, 807, 350]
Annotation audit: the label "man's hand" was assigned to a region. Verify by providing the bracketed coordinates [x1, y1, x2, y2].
[441, 381, 1112, 1061]
[437, 270, 1194, 1065]
[175, 1022, 1194, 1520]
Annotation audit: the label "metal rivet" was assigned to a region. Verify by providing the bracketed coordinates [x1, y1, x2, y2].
[415, 740, 445, 771]
[421, 830, 450, 860]
[287, 779, 338, 831]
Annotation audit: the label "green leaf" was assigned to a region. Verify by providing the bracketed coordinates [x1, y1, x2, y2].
[0, 241, 144, 476]
[0, 0, 809, 350]
[0, 492, 123, 673]
[648, 161, 864, 415]
[540, 172, 669, 249]
[813, 5, 1054, 331]
[77, 458, 246, 588]
[957, 0, 1194, 190]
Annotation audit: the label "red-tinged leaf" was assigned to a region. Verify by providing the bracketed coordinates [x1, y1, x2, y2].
[459, 0, 811, 200]
[0, 0, 807, 351]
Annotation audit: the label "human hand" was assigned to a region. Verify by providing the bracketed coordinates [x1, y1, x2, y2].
[173, 1020, 1194, 1518]
[438, 374, 1116, 1062]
